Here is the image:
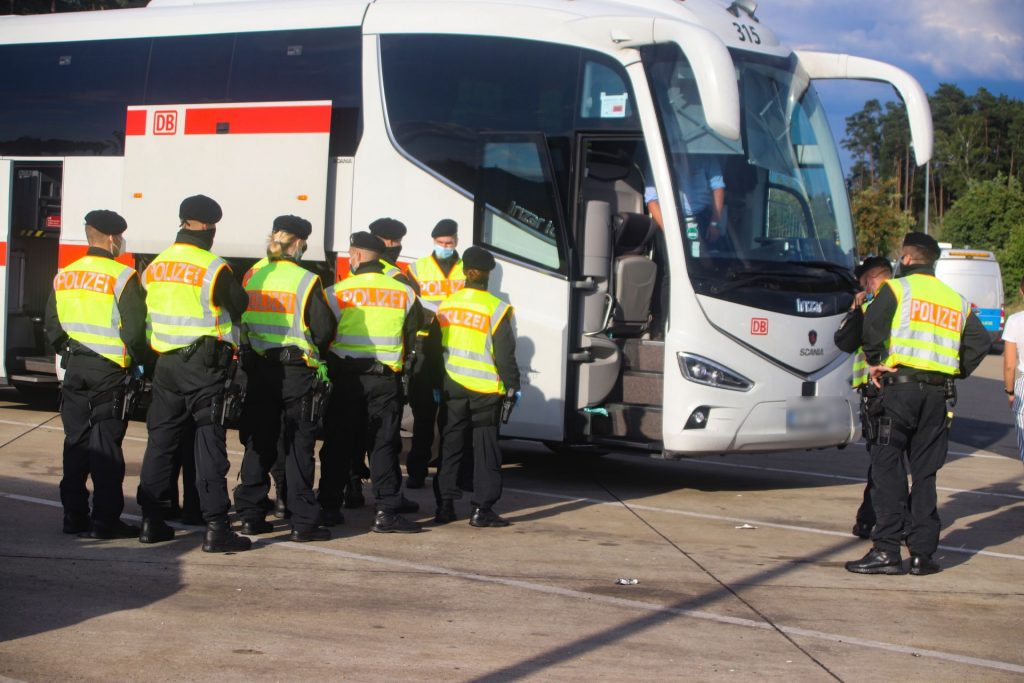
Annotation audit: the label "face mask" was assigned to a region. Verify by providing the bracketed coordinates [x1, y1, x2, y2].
[111, 236, 126, 257]
[434, 246, 455, 259]
[383, 245, 402, 264]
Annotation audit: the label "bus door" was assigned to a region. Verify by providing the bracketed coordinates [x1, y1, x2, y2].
[472, 133, 571, 442]
[4, 161, 62, 389]
[571, 136, 664, 449]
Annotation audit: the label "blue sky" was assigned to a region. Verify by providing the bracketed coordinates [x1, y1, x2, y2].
[756, 0, 1024, 173]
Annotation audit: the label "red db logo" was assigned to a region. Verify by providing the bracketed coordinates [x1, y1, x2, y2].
[750, 318, 769, 335]
[154, 111, 178, 135]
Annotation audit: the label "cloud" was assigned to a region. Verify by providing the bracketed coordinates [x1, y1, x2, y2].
[758, 0, 1024, 82]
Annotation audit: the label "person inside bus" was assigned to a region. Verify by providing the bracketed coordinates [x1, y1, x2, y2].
[644, 154, 726, 247]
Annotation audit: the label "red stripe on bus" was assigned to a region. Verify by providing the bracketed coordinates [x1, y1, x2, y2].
[184, 105, 331, 135]
[0, 242, 6, 266]
[334, 255, 411, 282]
[58, 244, 134, 269]
[125, 110, 147, 136]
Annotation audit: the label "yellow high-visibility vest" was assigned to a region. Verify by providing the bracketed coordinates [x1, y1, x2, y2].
[242, 257, 270, 287]
[409, 255, 464, 313]
[242, 259, 319, 367]
[326, 272, 414, 371]
[438, 287, 511, 395]
[883, 273, 969, 375]
[53, 255, 138, 368]
[144, 243, 237, 353]
[380, 259, 402, 280]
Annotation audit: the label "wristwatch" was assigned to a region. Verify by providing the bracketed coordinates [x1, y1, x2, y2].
[1006, 388, 1015, 395]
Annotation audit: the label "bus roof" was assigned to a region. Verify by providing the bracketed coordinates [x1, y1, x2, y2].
[0, 0, 788, 59]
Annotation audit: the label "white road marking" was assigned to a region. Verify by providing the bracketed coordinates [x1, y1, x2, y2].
[502, 487, 1024, 562]
[4, 490, 1024, 675]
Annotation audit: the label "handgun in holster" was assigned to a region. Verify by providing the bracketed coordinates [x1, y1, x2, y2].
[944, 378, 956, 430]
[500, 387, 517, 424]
[121, 375, 146, 422]
[215, 353, 246, 427]
[304, 378, 333, 424]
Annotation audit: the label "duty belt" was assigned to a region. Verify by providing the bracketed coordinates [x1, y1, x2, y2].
[882, 372, 949, 386]
[261, 346, 306, 365]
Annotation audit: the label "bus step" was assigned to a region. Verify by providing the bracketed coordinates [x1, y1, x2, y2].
[621, 371, 662, 406]
[592, 402, 662, 442]
[9, 373, 59, 384]
[16, 356, 57, 375]
[620, 339, 664, 372]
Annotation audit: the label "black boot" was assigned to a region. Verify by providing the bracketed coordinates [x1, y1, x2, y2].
[371, 510, 423, 534]
[240, 518, 274, 535]
[909, 553, 941, 576]
[844, 548, 902, 574]
[139, 518, 175, 544]
[89, 519, 141, 539]
[434, 499, 457, 525]
[274, 497, 289, 520]
[319, 508, 345, 527]
[470, 507, 510, 528]
[202, 520, 252, 553]
[851, 520, 873, 540]
[290, 526, 332, 542]
[62, 513, 90, 535]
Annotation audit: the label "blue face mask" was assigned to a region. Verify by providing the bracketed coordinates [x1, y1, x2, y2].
[434, 246, 455, 259]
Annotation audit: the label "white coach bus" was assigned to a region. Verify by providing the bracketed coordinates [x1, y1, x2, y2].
[0, 0, 932, 457]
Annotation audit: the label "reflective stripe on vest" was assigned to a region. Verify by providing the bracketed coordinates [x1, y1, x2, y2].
[53, 256, 137, 367]
[380, 259, 402, 280]
[409, 255, 464, 313]
[438, 287, 510, 394]
[851, 301, 870, 388]
[884, 274, 968, 375]
[144, 243, 238, 353]
[242, 260, 319, 367]
[327, 272, 413, 371]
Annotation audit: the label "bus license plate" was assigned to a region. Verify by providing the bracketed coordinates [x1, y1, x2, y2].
[785, 403, 832, 432]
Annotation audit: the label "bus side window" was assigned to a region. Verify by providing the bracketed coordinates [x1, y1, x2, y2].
[147, 34, 232, 104]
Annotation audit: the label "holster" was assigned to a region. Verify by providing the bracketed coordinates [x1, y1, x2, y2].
[302, 378, 333, 424]
[88, 378, 129, 426]
[859, 387, 883, 444]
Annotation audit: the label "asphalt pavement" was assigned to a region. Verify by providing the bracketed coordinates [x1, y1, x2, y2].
[0, 354, 1021, 682]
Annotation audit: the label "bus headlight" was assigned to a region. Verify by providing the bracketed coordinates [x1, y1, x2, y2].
[677, 353, 753, 392]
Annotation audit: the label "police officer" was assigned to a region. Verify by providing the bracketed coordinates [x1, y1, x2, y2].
[845, 233, 989, 575]
[834, 255, 893, 539]
[320, 231, 423, 532]
[44, 210, 150, 539]
[136, 194, 251, 553]
[406, 219, 464, 489]
[434, 246, 520, 527]
[241, 255, 289, 519]
[233, 215, 336, 542]
[369, 217, 419, 294]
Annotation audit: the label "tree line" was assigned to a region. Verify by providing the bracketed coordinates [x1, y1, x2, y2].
[845, 84, 1024, 298]
[1, 0, 143, 13]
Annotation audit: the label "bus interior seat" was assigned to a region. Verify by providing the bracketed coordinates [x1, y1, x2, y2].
[609, 212, 658, 336]
[576, 199, 619, 408]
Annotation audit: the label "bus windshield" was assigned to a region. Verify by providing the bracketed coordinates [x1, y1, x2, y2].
[642, 45, 856, 296]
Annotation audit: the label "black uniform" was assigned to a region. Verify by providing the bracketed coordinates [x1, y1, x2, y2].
[407, 251, 460, 484]
[436, 281, 520, 514]
[44, 247, 151, 533]
[233, 266, 336, 533]
[318, 260, 421, 515]
[860, 263, 990, 557]
[136, 230, 248, 525]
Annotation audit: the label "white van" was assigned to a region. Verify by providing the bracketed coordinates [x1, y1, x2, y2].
[934, 247, 1004, 350]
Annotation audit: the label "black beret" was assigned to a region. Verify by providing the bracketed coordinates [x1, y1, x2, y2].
[431, 219, 458, 238]
[273, 215, 312, 240]
[461, 246, 496, 272]
[369, 217, 407, 240]
[84, 209, 127, 235]
[350, 231, 385, 253]
[179, 194, 222, 224]
[903, 232, 940, 259]
[854, 256, 893, 279]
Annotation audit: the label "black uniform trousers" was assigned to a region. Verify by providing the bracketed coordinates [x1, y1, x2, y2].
[234, 359, 318, 531]
[436, 376, 503, 509]
[169, 421, 199, 517]
[137, 348, 232, 523]
[320, 361, 403, 513]
[407, 323, 445, 482]
[870, 381, 949, 555]
[59, 354, 130, 524]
